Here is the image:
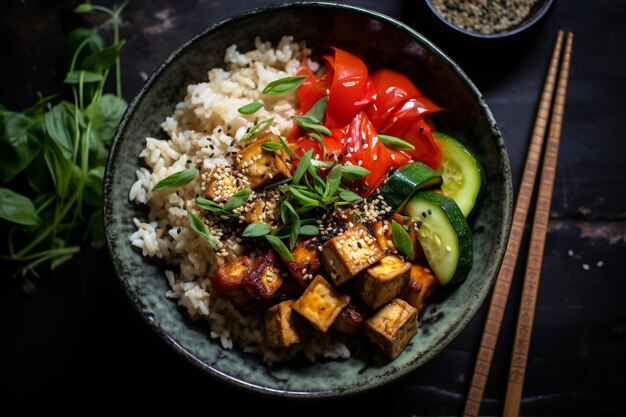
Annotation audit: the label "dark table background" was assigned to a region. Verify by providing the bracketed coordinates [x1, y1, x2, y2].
[1, 1, 625, 415]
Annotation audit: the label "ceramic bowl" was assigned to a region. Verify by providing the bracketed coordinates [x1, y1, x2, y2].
[422, 0, 555, 41]
[104, 2, 512, 398]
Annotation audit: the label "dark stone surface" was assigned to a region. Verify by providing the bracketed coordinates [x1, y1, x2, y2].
[1, 0, 625, 415]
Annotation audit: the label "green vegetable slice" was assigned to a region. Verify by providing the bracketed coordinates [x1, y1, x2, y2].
[380, 162, 443, 211]
[434, 132, 485, 217]
[405, 191, 472, 286]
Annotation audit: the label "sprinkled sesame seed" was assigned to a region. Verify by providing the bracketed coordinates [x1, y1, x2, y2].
[582, 263, 590, 271]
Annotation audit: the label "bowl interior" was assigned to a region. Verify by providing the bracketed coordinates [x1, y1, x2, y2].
[104, 2, 512, 397]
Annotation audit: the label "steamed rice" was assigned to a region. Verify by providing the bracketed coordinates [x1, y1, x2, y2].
[129, 37, 350, 363]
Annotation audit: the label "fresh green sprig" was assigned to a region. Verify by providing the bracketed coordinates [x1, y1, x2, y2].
[391, 220, 414, 259]
[241, 117, 274, 142]
[377, 134, 415, 151]
[152, 168, 198, 192]
[195, 188, 251, 218]
[0, 2, 129, 282]
[187, 211, 218, 250]
[237, 102, 263, 115]
[261, 76, 307, 95]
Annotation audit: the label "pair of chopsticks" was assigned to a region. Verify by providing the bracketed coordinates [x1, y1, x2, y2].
[463, 30, 574, 417]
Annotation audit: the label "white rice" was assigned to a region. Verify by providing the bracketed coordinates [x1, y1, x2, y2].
[129, 37, 350, 364]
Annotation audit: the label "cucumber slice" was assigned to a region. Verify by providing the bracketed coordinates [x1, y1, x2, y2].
[380, 162, 443, 211]
[405, 191, 472, 286]
[434, 132, 485, 217]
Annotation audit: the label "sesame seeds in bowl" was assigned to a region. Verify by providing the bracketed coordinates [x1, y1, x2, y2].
[424, 0, 555, 40]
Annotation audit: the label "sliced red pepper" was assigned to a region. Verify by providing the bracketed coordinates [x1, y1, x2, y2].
[380, 97, 443, 138]
[296, 58, 332, 115]
[366, 68, 423, 130]
[401, 119, 443, 170]
[324, 48, 374, 128]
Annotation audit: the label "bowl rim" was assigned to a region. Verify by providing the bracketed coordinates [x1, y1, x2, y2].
[424, 0, 555, 40]
[105, 0, 513, 398]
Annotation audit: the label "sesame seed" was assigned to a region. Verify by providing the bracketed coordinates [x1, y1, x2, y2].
[597, 261, 604, 267]
[582, 263, 590, 271]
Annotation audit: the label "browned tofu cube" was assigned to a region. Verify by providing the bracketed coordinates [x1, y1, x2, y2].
[331, 303, 367, 336]
[364, 298, 418, 360]
[282, 238, 321, 288]
[401, 264, 437, 314]
[320, 224, 384, 286]
[212, 250, 283, 310]
[263, 300, 308, 348]
[234, 132, 291, 189]
[292, 275, 350, 332]
[356, 255, 411, 309]
[242, 197, 280, 228]
[203, 164, 244, 203]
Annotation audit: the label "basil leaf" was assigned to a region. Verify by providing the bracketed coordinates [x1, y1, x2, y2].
[64, 70, 104, 84]
[152, 168, 198, 192]
[338, 188, 363, 203]
[242, 222, 270, 237]
[392, 220, 414, 259]
[82, 41, 125, 72]
[83, 166, 105, 207]
[261, 76, 307, 95]
[87, 94, 127, 146]
[340, 165, 371, 181]
[187, 211, 218, 249]
[306, 97, 328, 123]
[223, 188, 251, 211]
[293, 149, 313, 184]
[324, 164, 342, 200]
[378, 134, 415, 151]
[60, 27, 104, 73]
[299, 225, 320, 236]
[262, 142, 283, 152]
[0, 187, 40, 226]
[240, 117, 274, 142]
[45, 102, 76, 160]
[265, 235, 294, 261]
[237, 102, 264, 115]
[0, 110, 44, 182]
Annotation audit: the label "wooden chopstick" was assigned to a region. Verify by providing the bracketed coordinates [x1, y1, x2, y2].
[463, 30, 571, 417]
[502, 31, 574, 417]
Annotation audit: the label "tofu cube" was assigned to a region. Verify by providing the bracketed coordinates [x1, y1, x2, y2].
[356, 255, 411, 309]
[263, 300, 307, 348]
[243, 198, 280, 228]
[292, 275, 350, 332]
[203, 164, 243, 203]
[331, 303, 367, 336]
[282, 238, 322, 288]
[321, 224, 384, 286]
[364, 298, 418, 360]
[234, 132, 291, 189]
[401, 264, 437, 314]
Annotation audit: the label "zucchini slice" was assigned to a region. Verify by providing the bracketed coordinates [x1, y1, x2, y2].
[434, 132, 485, 217]
[380, 162, 442, 211]
[405, 191, 472, 286]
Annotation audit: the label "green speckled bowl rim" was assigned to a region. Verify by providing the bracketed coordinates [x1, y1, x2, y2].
[104, 1, 512, 398]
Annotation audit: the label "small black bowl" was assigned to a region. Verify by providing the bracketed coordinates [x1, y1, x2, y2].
[422, 0, 555, 43]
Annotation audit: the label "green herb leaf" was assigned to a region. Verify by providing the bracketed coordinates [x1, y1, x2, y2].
[262, 142, 283, 152]
[340, 165, 371, 181]
[60, 28, 104, 73]
[306, 97, 328, 123]
[223, 188, 251, 211]
[289, 185, 321, 207]
[237, 102, 263, 115]
[293, 119, 332, 136]
[338, 188, 363, 203]
[86, 209, 105, 249]
[0, 187, 40, 226]
[242, 222, 271, 237]
[299, 225, 320, 236]
[240, 117, 274, 142]
[261, 76, 307, 95]
[44, 102, 75, 160]
[74, 4, 93, 13]
[152, 168, 198, 192]
[86, 94, 127, 151]
[195, 197, 231, 216]
[265, 235, 294, 261]
[311, 159, 334, 169]
[82, 41, 125, 72]
[64, 70, 104, 84]
[378, 134, 415, 151]
[187, 211, 218, 249]
[392, 220, 414, 259]
[83, 166, 105, 207]
[0, 110, 44, 182]
[293, 149, 313, 184]
[324, 164, 342, 200]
